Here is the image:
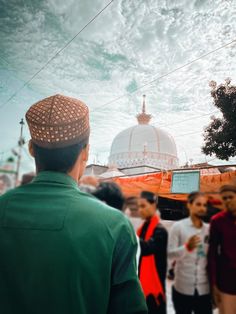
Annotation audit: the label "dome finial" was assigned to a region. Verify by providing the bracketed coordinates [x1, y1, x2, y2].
[136, 95, 152, 124]
[142, 94, 146, 113]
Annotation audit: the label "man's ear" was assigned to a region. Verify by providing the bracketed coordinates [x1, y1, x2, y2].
[82, 144, 89, 162]
[28, 140, 35, 157]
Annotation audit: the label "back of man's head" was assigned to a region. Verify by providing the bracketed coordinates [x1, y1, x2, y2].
[93, 181, 124, 211]
[31, 141, 88, 173]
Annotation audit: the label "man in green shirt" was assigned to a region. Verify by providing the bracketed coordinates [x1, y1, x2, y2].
[0, 94, 147, 314]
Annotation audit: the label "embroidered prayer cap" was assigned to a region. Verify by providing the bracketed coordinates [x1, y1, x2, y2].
[26, 94, 90, 148]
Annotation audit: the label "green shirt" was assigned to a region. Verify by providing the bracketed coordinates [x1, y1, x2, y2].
[0, 171, 147, 314]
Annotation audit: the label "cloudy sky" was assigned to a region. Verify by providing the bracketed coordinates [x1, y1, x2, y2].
[0, 0, 236, 173]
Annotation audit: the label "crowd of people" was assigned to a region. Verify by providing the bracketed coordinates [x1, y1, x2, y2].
[0, 94, 235, 314]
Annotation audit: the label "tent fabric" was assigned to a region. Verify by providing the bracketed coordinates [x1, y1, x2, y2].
[113, 170, 236, 201]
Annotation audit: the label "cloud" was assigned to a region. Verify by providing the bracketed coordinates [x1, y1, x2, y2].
[0, 0, 236, 172]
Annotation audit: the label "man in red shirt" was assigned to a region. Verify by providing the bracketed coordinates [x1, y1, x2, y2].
[208, 185, 236, 314]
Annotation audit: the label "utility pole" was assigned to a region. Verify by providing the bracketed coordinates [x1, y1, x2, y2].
[15, 119, 25, 187]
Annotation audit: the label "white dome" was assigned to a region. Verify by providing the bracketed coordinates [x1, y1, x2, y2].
[109, 96, 179, 170]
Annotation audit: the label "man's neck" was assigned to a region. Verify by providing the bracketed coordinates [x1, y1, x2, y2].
[190, 214, 203, 228]
[67, 164, 82, 184]
[67, 171, 79, 183]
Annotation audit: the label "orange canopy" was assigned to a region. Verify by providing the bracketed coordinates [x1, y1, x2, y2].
[113, 170, 236, 201]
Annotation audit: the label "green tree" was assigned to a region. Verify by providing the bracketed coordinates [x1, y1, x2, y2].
[202, 78, 236, 160]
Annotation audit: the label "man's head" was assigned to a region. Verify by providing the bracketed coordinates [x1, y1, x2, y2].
[219, 185, 236, 216]
[138, 191, 157, 220]
[93, 181, 124, 211]
[124, 196, 139, 217]
[187, 192, 207, 219]
[26, 94, 90, 181]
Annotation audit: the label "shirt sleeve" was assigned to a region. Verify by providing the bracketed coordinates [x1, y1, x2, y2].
[139, 226, 168, 256]
[207, 218, 219, 287]
[168, 222, 188, 260]
[108, 219, 148, 314]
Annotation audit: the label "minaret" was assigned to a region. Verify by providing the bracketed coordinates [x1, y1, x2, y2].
[136, 95, 152, 124]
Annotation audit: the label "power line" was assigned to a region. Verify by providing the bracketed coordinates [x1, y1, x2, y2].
[91, 38, 236, 113]
[101, 110, 212, 144]
[175, 130, 202, 138]
[156, 110, 219, 128]
[0, 55, 45, 97]
[0, 0, 114, 110]
[0, 54, 15, 68]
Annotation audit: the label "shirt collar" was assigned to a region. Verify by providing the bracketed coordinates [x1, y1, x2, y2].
[187, 217, 194, 227]
[187, 216, 205, 228]
[33, 171, 79, 189]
